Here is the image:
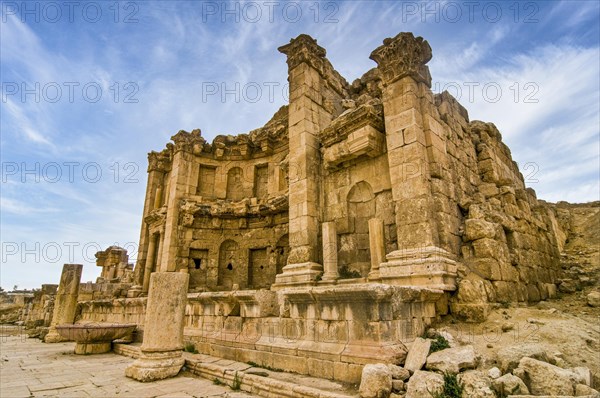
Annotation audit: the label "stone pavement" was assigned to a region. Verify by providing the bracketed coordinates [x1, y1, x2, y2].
[0, 333, 255, 398]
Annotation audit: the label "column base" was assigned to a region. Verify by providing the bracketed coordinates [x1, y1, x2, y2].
[44, 328, 66, 343]
[367, 269, 381, 281]
[271, 262, 323, 289]
[125, 350, 184, 382]
[75, 342, 111, 355]
[127, 285, 143, 298]
[379, 246, 458, 291]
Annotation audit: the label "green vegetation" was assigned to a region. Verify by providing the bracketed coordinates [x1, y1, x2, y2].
[183, 342, 198, 354]
[231, 371, 241, 391]
[431, 372, 464, 398]
[339, 265, 362, 279]
[429, 334, 451, 354]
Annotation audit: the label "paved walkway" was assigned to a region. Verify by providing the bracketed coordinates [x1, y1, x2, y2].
[0, 331, 254, 398]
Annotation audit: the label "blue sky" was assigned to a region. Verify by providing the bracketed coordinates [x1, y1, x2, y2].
[1, 0, 599, 289]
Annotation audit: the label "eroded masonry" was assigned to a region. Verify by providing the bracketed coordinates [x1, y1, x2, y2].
[25, 32, 566, 383]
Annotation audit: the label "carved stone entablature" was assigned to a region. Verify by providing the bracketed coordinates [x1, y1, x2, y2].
[186, 106, 289, 161]
[147, 149, 172, 173]
[144, 206, 167, 232]
[369, 32, 432, 87]
[180, 194, 288, 220]
[171, 129, 207, 154]
[320, 104, 386, 169]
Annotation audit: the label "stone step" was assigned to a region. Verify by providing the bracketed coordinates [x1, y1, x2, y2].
[114, 343, 358, 398]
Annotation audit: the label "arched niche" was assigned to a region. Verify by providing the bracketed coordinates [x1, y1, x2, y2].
[218, 239, 239, 289]
[275, 234, 290, 275]
[226, 167, 244, 201]
[339, 181, 375, 277]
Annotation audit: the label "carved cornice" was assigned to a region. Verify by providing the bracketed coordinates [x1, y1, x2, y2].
[144, 206, 167, 230]
[147, 149, 172, 173]
[171, 128, 206, 154]
[369, 32, 432, 87]
[278, 34, 327, 71]
[180, 195, 288, 220]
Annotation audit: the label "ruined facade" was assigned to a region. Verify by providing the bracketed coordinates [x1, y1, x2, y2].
[131, 31, 561, 311]
[29, 32, 566, 383]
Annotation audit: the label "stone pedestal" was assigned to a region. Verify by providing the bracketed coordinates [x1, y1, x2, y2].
[45, 264, 83, 343]
[379, 246, 458, 291]
[127, 285, 143, 298]
[75, 342, 111, 354]
[125, 272, 189, 382]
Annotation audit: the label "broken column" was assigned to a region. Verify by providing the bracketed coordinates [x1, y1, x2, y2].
[45, 263, 83, 343]
[125, 272, 189, 382]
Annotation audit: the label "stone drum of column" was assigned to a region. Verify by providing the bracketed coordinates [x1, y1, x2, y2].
[45, 264, 83, 343]
[125, 271, 189, 382]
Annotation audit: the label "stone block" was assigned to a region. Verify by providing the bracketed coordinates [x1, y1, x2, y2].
[405, 370, 444, 398]
[403, 337, 430, 374]
[359, 364, 392, 398]
[425, 345, 479, 374]
[464, 219, 496, 241]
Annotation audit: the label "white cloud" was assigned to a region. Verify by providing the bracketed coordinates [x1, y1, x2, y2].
[431, 43, 599, 202]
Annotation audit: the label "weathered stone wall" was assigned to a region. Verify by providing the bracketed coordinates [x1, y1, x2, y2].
[451, 121, 562, 321]
[20, 284, 57, 327]
[77, 298, 146, 330]
[134, 107, 291, 293]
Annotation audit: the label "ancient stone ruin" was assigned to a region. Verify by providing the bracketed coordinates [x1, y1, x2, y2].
[18, 32, 582, 389]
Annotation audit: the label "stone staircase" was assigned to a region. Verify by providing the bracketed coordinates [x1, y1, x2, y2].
[114, 343, 359, 398]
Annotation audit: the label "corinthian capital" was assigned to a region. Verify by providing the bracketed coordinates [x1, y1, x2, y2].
[147, 149, 171, 173]
[369, 32, 432, 87]
[278, 34, 327, 71]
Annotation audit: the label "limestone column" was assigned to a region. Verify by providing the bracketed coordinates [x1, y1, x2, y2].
[273, 34, 332, 287]
[159, 132, 201, 272]
[45, 264, 83, 343]
[142, 233, 158, 294]
[125, 272, 189, 381]
[322, 222, 339, 281]
[369, 33, 457, 291]
[368, 218, 385, 280]
[132, 151, 169, 289]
